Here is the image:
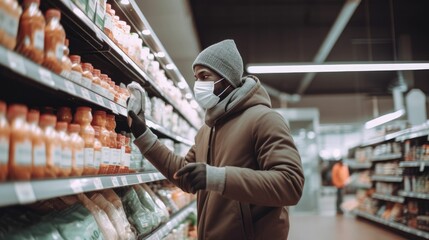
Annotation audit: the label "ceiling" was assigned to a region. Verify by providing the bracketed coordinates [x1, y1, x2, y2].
[139, 0, 429, 127]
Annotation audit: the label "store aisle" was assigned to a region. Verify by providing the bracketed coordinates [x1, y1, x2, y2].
[288, 191, 407, 240]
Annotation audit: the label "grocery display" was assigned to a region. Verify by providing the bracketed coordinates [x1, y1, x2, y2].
[0, 0, 200, 239]
[350, 122, 429, 239]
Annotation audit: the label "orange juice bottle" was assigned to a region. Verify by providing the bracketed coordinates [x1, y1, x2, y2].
[8, 104, 32, 180]
[27, 109, 45, 179]
[124, 135, 131, 173]
[61, 38, 72, 79]
[69, 55, 83, 85]
[92, 110, 109, 174]
[106, 114, 118, 173]
[57, 107, 72, 124]
[81, 63, 94, 89]
[93, 126, 102, 175]
[43, 9, 65, 75]
[39, 114, 61, 178]
[16, 0, 45, 64]
[74, 107, 95, 175]
[0, 0, 22, 50]
[0, 101, 10, 181]
[117, 133, 126, 173]
[91, 68, 105, 96]
[56, 122, 72, 177]
[68, 123, 84, 176]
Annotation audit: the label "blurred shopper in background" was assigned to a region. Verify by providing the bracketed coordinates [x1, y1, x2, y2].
[332, 159, 350, 214]
[127, 39, 304, 239]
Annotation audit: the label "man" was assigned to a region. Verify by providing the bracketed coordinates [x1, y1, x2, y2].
[331, 159, 350, 214]
[127, 39, 304, 239]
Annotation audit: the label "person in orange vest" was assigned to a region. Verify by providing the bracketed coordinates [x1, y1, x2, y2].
[331, 159, 350, 214]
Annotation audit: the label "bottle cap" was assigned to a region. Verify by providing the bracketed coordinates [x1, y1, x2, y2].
[40, 114, 57, 126]
[68, 123, 80, 133]
[46, 9, 61, 19]
[7, 104, 28, 120]
[27, 109, 40, 123]
[56, 121, 68, 131]
[70, 55, 81, 63]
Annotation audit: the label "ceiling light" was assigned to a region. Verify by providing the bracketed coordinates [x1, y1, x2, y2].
[364, 109, 405, 129]
[142, 30, 151, 35]
[156, 52, 165, 58]
[120, 0, 130, 5]
[247, 62, 429, 74]
[190, 100, 199, 109]
[178, 81, 187, 89]
[185, 93, 193, 99]
[166, 64, 175, 70]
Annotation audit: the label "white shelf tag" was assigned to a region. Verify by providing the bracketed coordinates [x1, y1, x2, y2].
[80, 88, 91, 100]
[7, 52, 26, 75]
[65, 81, 77, 95]
[14, 182, 36, 204]
[149, 174, 155, 182]
[93, 178, 103, 190]
[137, 174, 143, 183]
[95, 95, 105, 107]
[120, 107, 127, 116]
[120, 176, 128, 185]
[420, 162, 425, 172]
[110, 102, 119, 114]
[111, 177, 120, 187]
[70, 179, 83, 193]
[38, 68, 55, 86]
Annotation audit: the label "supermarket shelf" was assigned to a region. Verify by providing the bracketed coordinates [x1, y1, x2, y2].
[399, 190, 429, 200]
[354, 210, 429, 239]
[144, 201, 196, 240]
[372, 193, 405, 203]
[400, 161, 429, 168]
[361, 130, 409, 147]
[371, 175, 403, 182]
[370, 153, 402, 162]
[146, 117, 194, 146]
[353, 183, 372, 189]
[56, 0, 200, 130]
[396, 122, 429, 142]
[0, 172, 165, 207]
[348, 162, 372, 170]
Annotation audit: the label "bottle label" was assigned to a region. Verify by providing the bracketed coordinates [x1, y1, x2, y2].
[76, 149, 84, 167]
[124, 153, 131, 168]
[3, 11, 19, 38]
[101, 147, 110, 164]
[111, 148, 119, 165]
[55, 43, 64, 62]
[104, 14, 113, 31]
[84, 148, 94, 167]
[15, 140, 32, 165]
[94, 150, 101, 169]
[61, 148, 72, 168]
[0, 137, 9, 164]
[34, 30, 45, 51]
[53, 146, 62, 167]
[120, 146, 125, 165]
[91, 83, 106, 97]
[69, 71, 82, 84]
[33, 144, 46, 166]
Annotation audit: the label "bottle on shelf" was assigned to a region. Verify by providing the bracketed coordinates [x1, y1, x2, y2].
[103, 3, 114, 39]
[93, 126, 102, 175]
[68, 123, 84, 176]
[117, 133, 125, 173]
[7, 104, 32, 180]
[43, 9, 66, 75]
[57, 106, 73, 124]
[39, 114, 61, 178]
[74, 107, 95, 176]
[106, 114, 118, 174]
[27, 109, 45, 179]
[61, 38, 72, 78]
[81, 62, 94, 89]
[69, 55, 83, 85]
[56, 121, 72, 177]
[124, 134, 131, 173]
[91, 110, 110, 175]
[16, 0, 45, 64]
[0, 0, 22, 50]
[0, 101, 10, 181]
[91, 68, 106, 97]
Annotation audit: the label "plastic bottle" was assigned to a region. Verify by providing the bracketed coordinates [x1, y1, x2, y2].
[124, 134, 131, 173]
[39, 114, 61, 178]
[117, 134, 126, 173]
[69, 55, 83, 85]
[103, 4, 114, 39]
[68, 123, 84, 176]
[0, 0, 22, 50]
[91, 68, 105, 97]
[92, 110, 110, 174]
[16, 0, 45, 64]
[57, 107, 73, 124]
[0, 101, 10, 181]
[8, 104, 32, 180]
[99, 74, 111, 98]
[27, 109, 45, 179]
[106, 114, 118, 174]
[43, 9, 65, 74]
[74, 107, 95, 175]
[81, 63, 94, 89]
[56, 121, 72, 177]
[61, 38, 72, 79]
[93, 126, 102, 175]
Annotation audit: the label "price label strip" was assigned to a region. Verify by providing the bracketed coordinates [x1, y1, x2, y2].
[120, 176, 128, 185]
[14, 182, 36, 204]
[137, 174, 143, 183]
[110, 102, 119, 114]
[95, 95, 105, 107]
[93, 178, 103, 190]
[70, 179, 84, 193]
[64, 81, 77, 95]
[80, 88, 91, 100]
[119, 106, 128, 116]
[38, 68, 55, 87]
[7, 51, 26, 75]
[111, 177, 120, 187]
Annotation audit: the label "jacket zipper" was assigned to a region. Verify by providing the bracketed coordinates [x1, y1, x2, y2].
[208, 125, 216, 165]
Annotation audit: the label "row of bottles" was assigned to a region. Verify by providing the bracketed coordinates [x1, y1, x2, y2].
[0, 101, 132, 181]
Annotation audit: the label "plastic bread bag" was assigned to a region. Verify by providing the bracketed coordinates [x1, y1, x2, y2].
[27, 221, 64, 240]
[122, 187, 154, 235]
[78, 193, 119, 240]
[141, 184, 170, 222]
[90, 193, 135, 240]
[50, 203, 101, 240]
[101, 189, 136, 238]
[133, 184, 161, 226]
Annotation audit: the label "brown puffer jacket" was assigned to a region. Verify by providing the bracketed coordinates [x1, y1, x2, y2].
[135, 76, 304, 240]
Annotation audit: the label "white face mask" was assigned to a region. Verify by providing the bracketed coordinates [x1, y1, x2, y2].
[194, 78, 230, 109]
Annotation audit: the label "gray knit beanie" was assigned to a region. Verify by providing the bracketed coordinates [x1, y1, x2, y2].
[192, 39, 243, 88]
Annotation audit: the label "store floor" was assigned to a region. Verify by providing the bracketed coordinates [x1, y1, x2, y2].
[288, 193, 407, 240]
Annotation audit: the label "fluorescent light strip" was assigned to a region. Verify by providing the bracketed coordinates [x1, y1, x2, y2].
[247, 63, 429, 74]
[364, 109, 405, 129]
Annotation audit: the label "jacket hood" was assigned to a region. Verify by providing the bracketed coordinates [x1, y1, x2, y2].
[205, 75, 271, 127]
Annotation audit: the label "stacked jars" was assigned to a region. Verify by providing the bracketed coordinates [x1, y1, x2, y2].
[74, 107, 96, 176]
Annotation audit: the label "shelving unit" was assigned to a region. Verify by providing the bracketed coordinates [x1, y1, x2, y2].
[398, 191, 429, 200]
[0, 0, 200, 239]
[371, 193, 405, 203]
[371, 175, 403, 182]
[370, 153, 402, 162]
[400, 161, 429, 168]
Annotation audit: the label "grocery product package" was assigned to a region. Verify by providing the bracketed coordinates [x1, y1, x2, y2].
[78, 193, 119, 240]
[90, 193, 135, 240]
[134, 184, 168, 223]
[122, 187, 155, 236]
[140, 184, 170, 222]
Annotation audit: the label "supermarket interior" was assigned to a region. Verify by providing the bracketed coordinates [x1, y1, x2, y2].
[0, 0, 429, 239]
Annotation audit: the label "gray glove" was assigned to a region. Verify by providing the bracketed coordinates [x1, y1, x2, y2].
[127, 81, 146, 117]
[174, 163, 226, 194]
